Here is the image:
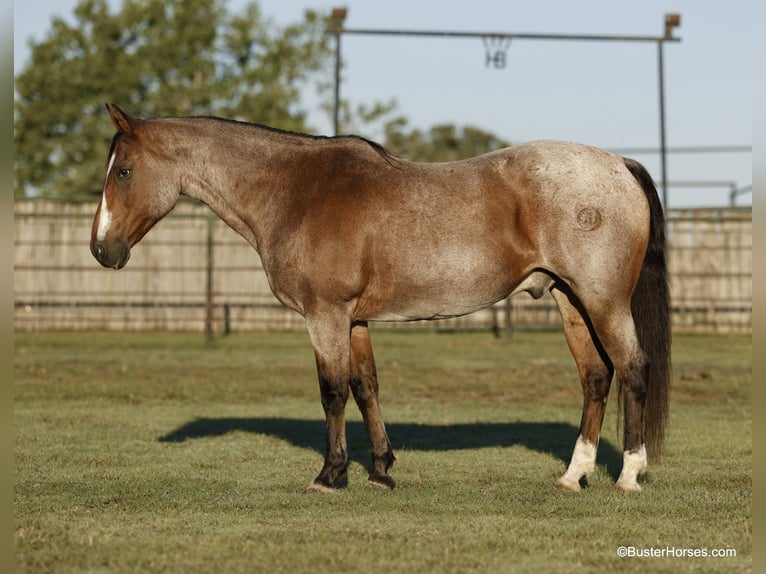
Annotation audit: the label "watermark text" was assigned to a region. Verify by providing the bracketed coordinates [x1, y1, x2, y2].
[617, 546, 737, 559]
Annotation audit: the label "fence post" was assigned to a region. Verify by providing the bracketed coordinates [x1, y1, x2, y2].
[224, 303, 231, 336]
[503, 297, 513, 338]
[205, 216, 214, 345]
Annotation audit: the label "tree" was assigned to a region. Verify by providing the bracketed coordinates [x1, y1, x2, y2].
[383, 119, 511, 163]
[15, 0, 514, 198]
[14, 0, 333, 199]
[329, 101, 512, 163]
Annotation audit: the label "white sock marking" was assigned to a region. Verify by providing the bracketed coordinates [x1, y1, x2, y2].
[616, 444, 648, 491]
[557, 435, 597, 489]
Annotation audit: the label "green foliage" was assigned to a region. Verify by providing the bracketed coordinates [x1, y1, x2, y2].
[335, 102, 513, 162]
[14, 0, 516, 199]
[14, 0, 333, 199]
[14, 331, 752, 572]
[384, 119, 512, 162]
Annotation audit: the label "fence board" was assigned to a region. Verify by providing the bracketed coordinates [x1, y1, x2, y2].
[14, 201, 751, 334]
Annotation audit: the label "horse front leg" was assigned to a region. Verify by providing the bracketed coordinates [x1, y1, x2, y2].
[304, 311, 352, 493]
[350, 322, 396, 489]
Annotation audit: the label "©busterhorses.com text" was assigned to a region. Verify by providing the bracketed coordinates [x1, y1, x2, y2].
[616, 546, 737, 559]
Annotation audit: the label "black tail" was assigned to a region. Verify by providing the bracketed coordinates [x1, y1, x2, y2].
[623, 158, 671, 460]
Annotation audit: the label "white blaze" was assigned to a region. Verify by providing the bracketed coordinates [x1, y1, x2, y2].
[96, 152, 117, 241]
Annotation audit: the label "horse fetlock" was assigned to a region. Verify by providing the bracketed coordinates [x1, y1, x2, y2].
[307, 468, 347, 493]
[367, 474, 395, 490]
[615, 479, 643, 493]
[615, 445, 647, 492]
[304, 480, 340, 494]
[554, 477, 582, 493]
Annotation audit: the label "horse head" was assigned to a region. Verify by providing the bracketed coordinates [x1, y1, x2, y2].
[90, 103, 181, 269]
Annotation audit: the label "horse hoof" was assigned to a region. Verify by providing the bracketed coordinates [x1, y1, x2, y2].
[554, 478, 582, 493]
[304, 481, 338, 494]
[615, 481, 642, 493]
[366, 476, 395, 490]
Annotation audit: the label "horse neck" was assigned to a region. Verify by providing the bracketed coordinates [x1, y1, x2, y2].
[167, 118, 303, 251]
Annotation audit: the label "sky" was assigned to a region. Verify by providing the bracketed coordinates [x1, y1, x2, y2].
[14, 0, 752, 209]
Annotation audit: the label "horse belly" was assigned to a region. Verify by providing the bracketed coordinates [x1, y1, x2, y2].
[359, 247, 522, 322]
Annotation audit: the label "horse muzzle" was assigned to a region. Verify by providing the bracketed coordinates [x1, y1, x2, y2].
[91, 239, 131, 270]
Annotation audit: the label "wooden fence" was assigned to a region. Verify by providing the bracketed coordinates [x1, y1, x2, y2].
[14, 200, 751, 335]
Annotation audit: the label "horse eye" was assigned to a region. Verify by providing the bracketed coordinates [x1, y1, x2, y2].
[115, 168, 132, 180]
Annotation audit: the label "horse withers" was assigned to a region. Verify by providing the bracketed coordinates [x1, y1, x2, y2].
[91, 104, 670, 493]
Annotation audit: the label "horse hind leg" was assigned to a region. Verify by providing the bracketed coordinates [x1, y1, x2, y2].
[551, 287, 614, 492]
[610, 325, 650, 492]
[567, 292, 650, 492]
[350, 322, 396, 489]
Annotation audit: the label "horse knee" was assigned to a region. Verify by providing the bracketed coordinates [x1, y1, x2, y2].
[319, 380, 349, 415]
[582, 366, 612, 402]
[351, 374, 381, 409]
[618, 356, 649, 400]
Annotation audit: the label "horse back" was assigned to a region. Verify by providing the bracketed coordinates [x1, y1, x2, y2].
[268, 139, 649, 321]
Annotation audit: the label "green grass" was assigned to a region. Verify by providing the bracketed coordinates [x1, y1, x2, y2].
[15, 330, 751, 573]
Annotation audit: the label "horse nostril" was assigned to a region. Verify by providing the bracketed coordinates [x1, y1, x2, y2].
[93, 242, 106, 262]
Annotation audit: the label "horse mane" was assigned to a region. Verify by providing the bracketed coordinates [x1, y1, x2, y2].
[183, 115, 400, 165]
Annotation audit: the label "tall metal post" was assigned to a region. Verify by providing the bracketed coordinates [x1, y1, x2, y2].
[333, 31, 342, 136]
[658, 40, 668, 210]
[658, 13, 681, 210]
[330, 8, 347, 136]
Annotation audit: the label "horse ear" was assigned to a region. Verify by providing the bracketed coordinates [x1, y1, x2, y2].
[105, 103, 135, 135]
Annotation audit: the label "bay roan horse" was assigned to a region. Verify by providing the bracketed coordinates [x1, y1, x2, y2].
[91, 104, 670, 493]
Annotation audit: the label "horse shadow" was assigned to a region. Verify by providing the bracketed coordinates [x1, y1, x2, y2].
[159, 417, 624, 481]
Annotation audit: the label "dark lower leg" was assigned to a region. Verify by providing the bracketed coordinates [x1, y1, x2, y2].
[620, 358, 649, 453]
[304, 313, 353, 492]
[311, 374, 350, 490]
[557, 365, 613, 491]
[350, 323, 396, 488]
[579, 369, 613, 446]
[612, 357, 649, 491]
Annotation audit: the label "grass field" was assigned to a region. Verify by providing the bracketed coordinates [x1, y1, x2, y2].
[14, 330, 751, 573]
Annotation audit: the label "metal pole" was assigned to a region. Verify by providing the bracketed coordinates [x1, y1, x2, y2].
[330, 8, 347, 136]
[334, 31, 342, 136]
[657, 39, 669, 210]
[339, 27, 674, 43]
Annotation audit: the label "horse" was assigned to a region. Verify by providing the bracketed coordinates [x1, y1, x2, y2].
[91, 103, 670, 493]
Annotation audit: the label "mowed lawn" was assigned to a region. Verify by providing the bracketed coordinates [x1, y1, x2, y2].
[15, 330, 751, 573]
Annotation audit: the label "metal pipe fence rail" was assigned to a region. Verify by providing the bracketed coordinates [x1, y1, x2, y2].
[14, 200, 751, 335]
